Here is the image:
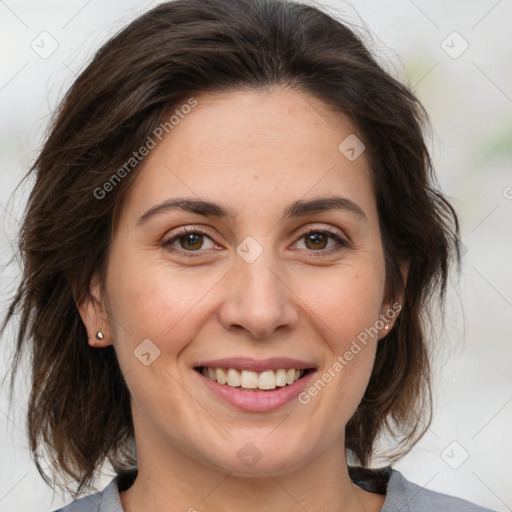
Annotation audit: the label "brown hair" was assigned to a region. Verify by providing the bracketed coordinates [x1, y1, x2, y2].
[2, 0, 460, 498]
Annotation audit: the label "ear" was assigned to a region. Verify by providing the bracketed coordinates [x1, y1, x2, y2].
[75, 272, 112, 348]
[378, 260, 409, 338]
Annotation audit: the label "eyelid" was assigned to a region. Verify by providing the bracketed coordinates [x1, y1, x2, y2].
[293, 223, 348, 242]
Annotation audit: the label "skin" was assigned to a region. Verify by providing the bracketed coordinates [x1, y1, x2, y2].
[78, 87, 405, 512]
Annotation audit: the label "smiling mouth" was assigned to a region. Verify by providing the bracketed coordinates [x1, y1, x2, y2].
[194, 366, 314, 392]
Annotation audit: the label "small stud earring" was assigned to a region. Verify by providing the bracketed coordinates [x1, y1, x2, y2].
[384, 323, 389, 331]
[95, 331, 104, 340]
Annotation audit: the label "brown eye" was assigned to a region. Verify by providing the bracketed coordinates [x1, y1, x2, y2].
[162, 228, 217, 255]
[177, 232, 204, 251]
[295, 230, 348, 254]
[304, 232, 329, 250]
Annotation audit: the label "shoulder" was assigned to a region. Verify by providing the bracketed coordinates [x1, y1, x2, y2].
[384, 469, 498, 512]
[52, 488, 104, 512]
[51, 470, 137, 512]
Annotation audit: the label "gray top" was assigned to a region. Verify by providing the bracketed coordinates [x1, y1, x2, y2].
[53, 468, 497, 512]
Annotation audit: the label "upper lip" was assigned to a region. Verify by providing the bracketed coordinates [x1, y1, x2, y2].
[193, 357, 317, 372]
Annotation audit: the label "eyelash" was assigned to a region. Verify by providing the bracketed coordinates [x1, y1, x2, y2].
[161, 226, 349, 258]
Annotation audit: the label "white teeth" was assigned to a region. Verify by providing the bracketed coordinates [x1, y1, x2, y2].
[215, 368, 227, 385]
[226, 368, 241, 387]
[201, 367, 307, 390]
[258, 370, 276, 390]
[275, 368, 287, 387]
[240, 370, 259, 389]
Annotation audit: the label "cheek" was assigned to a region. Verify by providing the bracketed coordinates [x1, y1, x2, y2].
[300, 260, 384, 338]
[105, 251, 222, 359]
[332, 271, 383, 371]
[299, 265, 383, 416]
[103, 254, 211, 418]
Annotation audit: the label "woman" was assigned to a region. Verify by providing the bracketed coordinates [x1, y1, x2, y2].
[2, 0, 497, 510]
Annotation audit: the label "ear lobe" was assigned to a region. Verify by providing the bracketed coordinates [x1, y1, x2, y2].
[75, 273, 112, 347]
[379, 260, 409, 338]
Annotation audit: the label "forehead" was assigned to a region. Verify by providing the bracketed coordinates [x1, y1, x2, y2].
[119, 87, 377, 226]
[174, 87, 359, 161]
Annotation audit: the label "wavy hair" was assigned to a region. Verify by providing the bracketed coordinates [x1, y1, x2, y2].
[2, 0, 460, 498]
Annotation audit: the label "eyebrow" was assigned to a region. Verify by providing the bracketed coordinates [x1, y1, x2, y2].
[137, 195, 368, 225]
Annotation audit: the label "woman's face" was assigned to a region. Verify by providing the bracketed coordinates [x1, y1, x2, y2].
[82, 87, 400, 475]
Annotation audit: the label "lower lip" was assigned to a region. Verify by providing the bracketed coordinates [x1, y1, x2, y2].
[196, 369, 316, 412]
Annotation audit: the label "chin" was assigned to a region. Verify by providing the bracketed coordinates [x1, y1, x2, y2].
[195, 430, 319, 477]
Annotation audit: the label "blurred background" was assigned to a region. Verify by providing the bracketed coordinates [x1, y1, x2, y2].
[1, 1, 511, 510]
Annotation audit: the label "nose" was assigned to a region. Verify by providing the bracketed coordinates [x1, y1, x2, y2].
[218, 249, 299, 339]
